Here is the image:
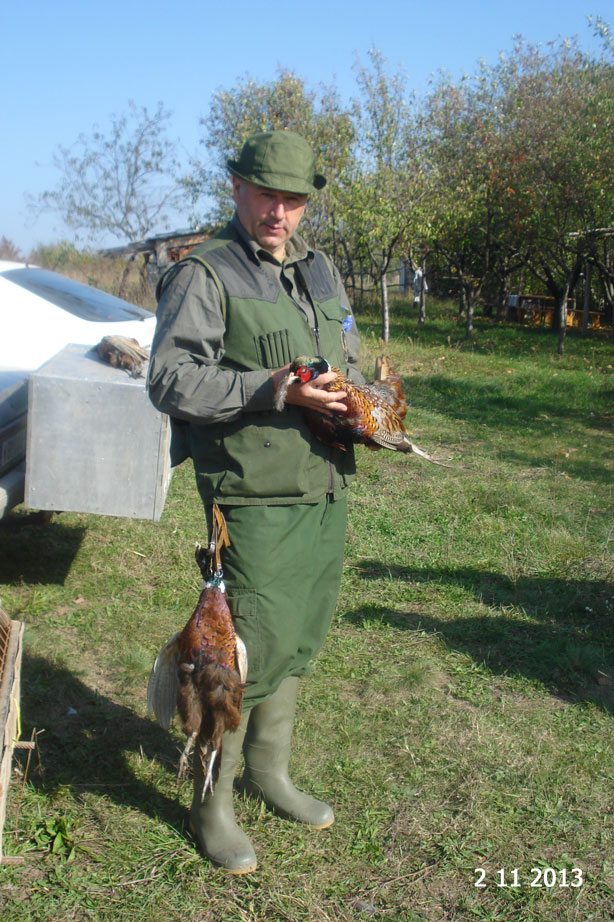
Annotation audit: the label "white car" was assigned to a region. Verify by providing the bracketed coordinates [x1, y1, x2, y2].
[0, 260, 157, 517]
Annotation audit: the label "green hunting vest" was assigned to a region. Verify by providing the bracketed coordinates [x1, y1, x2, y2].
[178, 223, 356, 506]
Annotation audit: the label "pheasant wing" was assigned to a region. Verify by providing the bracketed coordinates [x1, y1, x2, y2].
[147, 632, 181, 729]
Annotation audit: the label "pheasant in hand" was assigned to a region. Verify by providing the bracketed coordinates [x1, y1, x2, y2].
[147, 508, 247, 799]
[275, 355, 447, 464]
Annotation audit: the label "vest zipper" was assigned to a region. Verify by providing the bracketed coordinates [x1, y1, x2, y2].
[295, 264, 336, 496]
[311, 322, 335, 494]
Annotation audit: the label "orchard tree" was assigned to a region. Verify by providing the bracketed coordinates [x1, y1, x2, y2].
[422, 67, 510, 338]
[491, 37, 614, 352]
[344, 50, 422, 341]
[31, 102, 187, 244]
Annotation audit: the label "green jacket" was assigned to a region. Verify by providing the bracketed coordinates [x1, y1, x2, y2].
[148, 221, 357, 505]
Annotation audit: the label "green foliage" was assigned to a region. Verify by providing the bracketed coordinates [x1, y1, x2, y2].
[189, 33, 614, 350]
[187, 69, 354, 257]
[342, 51, 422, 341]
[32, 817, 76, 861]
[27, 27, 614, 353]
[421, 34, 614, 344]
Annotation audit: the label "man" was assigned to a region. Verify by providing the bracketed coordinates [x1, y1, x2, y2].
[147, 130, 363, 873]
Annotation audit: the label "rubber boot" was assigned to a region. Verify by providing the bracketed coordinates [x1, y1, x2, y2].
[189, 714, 257, 873]
[241, 677, 334, 828]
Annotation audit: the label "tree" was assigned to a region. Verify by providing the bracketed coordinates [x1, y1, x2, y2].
[492, 37, 614, 353]
[0, 237, 24, 261]
[31, 102, 187, 244]
[189, 71, 354, 261]
[344, 50, 421, 341]
[422, 68, 509, 338]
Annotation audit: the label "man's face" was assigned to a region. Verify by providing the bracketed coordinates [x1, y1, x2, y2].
[232, 178, 308, 261]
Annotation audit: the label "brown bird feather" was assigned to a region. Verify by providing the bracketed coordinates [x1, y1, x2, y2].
[371, 355, 407, 419]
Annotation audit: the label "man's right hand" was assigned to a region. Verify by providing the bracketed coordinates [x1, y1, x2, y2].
[271, 365, 348, 416]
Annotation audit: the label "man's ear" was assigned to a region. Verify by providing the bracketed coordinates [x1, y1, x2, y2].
[231, 175, 242, 204]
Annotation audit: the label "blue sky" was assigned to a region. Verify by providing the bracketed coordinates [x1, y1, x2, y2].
[2, 1, 606, 254]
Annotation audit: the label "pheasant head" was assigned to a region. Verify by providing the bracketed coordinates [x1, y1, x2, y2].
[274, 356, 332, 410]
[290, 356, 331, 383]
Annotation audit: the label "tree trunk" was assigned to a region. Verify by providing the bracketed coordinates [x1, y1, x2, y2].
[418, 283, 426, 324]
[465, 287, 475, 339]
[557, 285, 571, 356]
[458, 287, 465, 317]
[381, 273, 390, 343]
[496, 281, 509, 321]
[341, 238, 355, 298]
[557, 257, 582, 355]
[581, 261, 592, 337]
[117, 254, 136, 300]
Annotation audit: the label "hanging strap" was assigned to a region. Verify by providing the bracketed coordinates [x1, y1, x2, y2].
[207, 502, 230, 577]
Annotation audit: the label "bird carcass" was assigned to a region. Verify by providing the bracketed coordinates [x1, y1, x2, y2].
[147, 506, 247, 798]
[275, 355, 449, 465]
[96, 335, 150, 377]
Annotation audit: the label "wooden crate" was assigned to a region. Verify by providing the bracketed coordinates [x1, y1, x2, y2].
[0, 605, 25, 863]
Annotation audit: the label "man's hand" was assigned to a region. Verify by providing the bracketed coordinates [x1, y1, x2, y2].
[271, 365, 347, 416]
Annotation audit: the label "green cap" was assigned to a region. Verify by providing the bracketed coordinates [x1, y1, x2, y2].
[227, 130, 326, 194]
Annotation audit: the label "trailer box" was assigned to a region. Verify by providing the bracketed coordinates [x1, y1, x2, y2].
[25, 344, 171, 520]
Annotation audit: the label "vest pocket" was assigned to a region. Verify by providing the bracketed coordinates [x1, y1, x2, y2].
[220, 414, 314, 498]
[254, 329, 293, 368]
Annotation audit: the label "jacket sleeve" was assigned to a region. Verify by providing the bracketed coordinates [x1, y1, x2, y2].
[147, 261, 274, 424]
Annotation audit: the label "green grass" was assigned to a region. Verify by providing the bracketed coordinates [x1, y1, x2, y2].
[1, 298, 613, 921]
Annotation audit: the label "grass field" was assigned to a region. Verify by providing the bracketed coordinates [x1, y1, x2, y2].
[1, 299, 613, 921]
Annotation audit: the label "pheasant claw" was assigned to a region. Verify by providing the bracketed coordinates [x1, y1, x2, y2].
[202, 749, 219, 801]
[178, 731, 197, 781]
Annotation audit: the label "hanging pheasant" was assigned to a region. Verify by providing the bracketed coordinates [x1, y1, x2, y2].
[147, 506, 248, 799]
[275, 355, 448, 464]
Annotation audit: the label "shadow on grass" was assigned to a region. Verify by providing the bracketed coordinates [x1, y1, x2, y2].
[345, 560, 614, 711]
[19, 654, 187, 830]
[0, 513, 85, 585]
[411, 373, 613, 438]
[356, 301, 613, 360]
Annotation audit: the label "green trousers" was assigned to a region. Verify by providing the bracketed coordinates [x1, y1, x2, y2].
[210, 495, 348, 708]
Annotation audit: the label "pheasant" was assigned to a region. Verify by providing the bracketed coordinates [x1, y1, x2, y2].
[276, 355, 447, 464]
[147, 507, 247, 799]
[96, 335, 150, 377]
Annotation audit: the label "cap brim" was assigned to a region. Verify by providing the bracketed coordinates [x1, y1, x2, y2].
[227, 160, 326, 193]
